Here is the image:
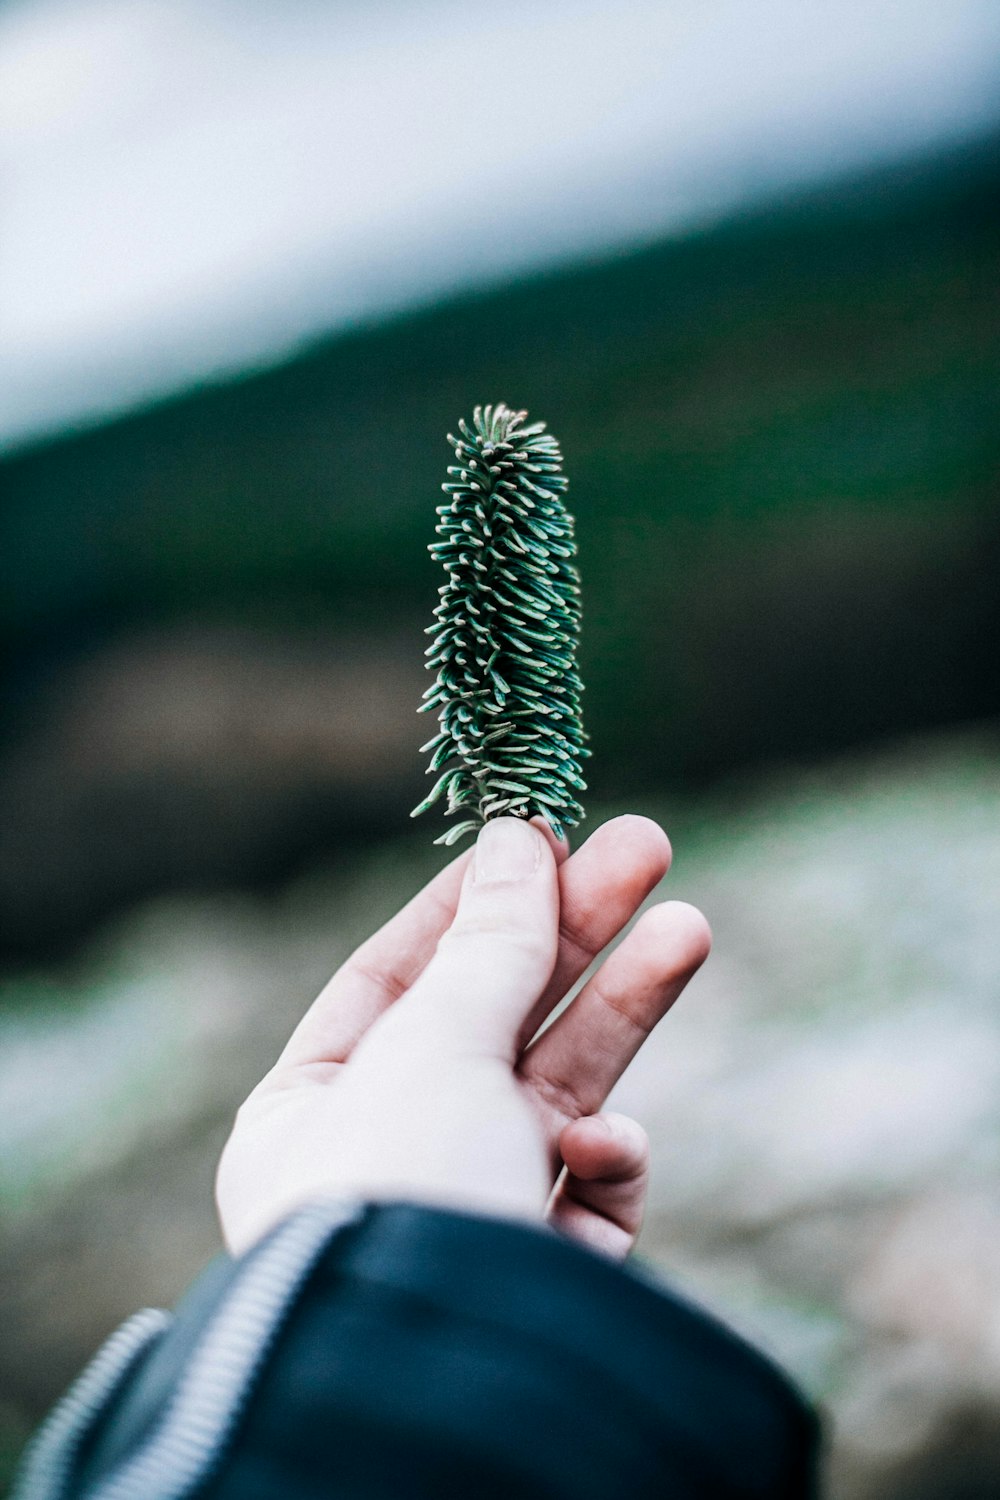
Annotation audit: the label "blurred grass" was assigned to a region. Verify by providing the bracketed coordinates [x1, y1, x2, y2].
[2, 133, 997, 802]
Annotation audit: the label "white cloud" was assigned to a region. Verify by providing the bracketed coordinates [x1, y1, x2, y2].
[1, 0, 998, 448]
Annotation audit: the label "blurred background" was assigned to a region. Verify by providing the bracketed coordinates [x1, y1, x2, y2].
[1, 1, 999, 1493]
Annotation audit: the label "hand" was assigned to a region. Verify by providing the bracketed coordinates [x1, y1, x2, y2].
[216, 815, 711, 1260]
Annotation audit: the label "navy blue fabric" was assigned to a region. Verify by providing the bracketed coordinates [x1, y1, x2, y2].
[77, 1203, 819, 1498]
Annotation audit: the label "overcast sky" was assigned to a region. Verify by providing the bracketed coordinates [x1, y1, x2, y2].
[2, 0, 998, 451]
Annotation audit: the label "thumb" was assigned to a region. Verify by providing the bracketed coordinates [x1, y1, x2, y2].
[400, 817, 560, 1053]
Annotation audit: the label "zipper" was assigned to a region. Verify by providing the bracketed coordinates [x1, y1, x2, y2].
[12, 1309, 170, 1500]
[13, 1200, 364, 1500]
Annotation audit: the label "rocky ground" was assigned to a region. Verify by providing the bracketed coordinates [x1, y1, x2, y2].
[2, 724, 998, 1497]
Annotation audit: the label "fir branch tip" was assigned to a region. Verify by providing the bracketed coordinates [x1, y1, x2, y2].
[412, 402, 588, 846]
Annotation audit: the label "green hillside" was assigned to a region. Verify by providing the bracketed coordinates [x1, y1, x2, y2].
[4, 133, 998, 780]
[0, 133, 997, 954]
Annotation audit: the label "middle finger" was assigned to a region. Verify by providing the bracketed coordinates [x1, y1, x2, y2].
[515, 814, 672, 1050]
[520, 899, 711, 1131]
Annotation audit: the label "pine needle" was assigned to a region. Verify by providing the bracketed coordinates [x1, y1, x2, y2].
[412, 403, 588, 845]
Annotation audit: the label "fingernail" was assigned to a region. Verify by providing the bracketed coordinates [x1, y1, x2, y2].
[474, 818, 541, 883]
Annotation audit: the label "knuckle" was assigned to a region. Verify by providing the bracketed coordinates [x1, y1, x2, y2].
[444, 914, 552, 967]
[602, 1110, 649, 1150]
[530, 1069, 586, 1124]
[613, 1120, 651, 1173]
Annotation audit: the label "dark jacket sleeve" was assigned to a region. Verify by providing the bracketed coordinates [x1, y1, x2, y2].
[14, 1200, 819, 1500]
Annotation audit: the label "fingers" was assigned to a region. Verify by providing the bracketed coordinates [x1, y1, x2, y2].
[281, 813, 663, 1071]
[400, 818, 561, 1052]
[516, 814, 672, 1048]
[521, 900, 712, 1128]
[547, 1112, 650, 1260]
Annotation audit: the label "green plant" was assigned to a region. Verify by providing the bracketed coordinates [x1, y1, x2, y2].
[413, 403, 588, 846]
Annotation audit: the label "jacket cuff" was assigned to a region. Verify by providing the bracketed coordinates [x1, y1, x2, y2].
[15, 1200, 818, 1500]
[299, 1202, 819, 1499]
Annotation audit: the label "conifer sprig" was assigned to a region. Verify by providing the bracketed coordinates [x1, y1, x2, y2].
[412, 403, 588, 846]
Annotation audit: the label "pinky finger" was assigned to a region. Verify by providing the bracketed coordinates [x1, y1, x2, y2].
[546, 1112, 650, 1261]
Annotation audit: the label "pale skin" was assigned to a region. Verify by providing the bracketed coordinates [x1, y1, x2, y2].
[216, 814, 712, 1261]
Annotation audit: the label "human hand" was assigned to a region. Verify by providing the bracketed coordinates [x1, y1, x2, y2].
[216, 815, 710, 1260]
